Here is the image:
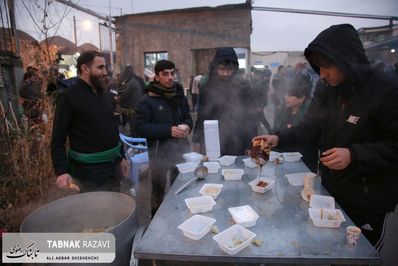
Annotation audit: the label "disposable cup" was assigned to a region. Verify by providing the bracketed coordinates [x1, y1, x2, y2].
[304, 174, 315, 189]
[346, 226, 361, 245]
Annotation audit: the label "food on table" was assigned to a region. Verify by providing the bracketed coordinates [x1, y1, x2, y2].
[205, 187, 220, 194]
[211, 225, 219, 234]
[252, 239, 263, 247]
[256, 180, 268, 188]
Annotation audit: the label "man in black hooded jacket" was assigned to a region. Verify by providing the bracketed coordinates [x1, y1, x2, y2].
[253, 24, 398, 249]
[192, 47, 257, 155]
[134, 60, 192, 214]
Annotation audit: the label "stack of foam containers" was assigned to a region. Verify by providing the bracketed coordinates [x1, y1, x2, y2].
[204, 120, 220, 161]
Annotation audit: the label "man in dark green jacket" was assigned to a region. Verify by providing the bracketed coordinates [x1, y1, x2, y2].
[253, 24, 398, 249]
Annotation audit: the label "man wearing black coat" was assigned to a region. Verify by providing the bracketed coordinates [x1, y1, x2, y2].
[134, 60, 192, 214]
[253, 24, 398, 250]
[192, 47, 257, 155]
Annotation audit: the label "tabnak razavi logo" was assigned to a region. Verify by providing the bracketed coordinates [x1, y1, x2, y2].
[6, 242, 40, 260]
[2, 233, 116, 263]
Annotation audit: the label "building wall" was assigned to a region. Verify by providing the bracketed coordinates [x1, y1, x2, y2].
[115, 5, 251, 87]
[251, 51, 307, 74]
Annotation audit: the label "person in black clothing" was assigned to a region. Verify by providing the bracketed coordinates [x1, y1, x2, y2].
[134, 60, 192, 214]
[253, 24, 398, 250]
[19, 71, 41, 122]
[251, 68, 272, 133]
[51, 50, 129, 192]
[192, 47, 257, 155]
[117, 66, 143, 135]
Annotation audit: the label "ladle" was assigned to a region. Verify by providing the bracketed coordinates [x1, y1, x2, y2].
[174, 165, 208, 195]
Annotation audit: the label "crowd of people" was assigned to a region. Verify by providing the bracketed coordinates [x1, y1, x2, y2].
[14, 23, 397, 253]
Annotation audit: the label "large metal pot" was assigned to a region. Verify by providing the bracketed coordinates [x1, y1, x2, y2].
[21, 191, 137, 265]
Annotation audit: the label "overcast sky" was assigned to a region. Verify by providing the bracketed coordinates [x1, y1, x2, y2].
[14, 0, 398, 52]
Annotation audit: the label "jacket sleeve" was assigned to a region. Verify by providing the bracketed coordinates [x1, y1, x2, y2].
[51, 92, 71, 176]
[350, 89, 398, 174]
[134, 98, 172, 139]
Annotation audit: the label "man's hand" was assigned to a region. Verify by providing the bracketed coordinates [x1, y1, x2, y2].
[120, 158, 130, 178]
[320, 148, 351, 170]
[252, 135, 279, 148]
[56, 173, 72, 189]
[171, 126, 188, 138]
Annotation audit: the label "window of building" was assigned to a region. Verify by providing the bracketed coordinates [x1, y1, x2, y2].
[144, 52, 168, 71]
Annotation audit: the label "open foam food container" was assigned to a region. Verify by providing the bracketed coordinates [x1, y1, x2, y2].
[282, 152, 303, 162]
[213, 224, 256, 255]
[176, 162, 199, 174]
[285, 172, 316, 186]
[242, 158, 258, 168]
[199, 183, 223, 199]
[248, 177, 275, 194]
[309, 195, 335, 209]
[185, 195, 216, 214]
[228, 205, 259, 228]
[178, 214, 216, 240]
[308, 208, 346, 228]
[183, 152, 204, 164]
[222, 169, 244, 181]
[203, 161, 221, 174]
[218, 155, 237, 166]
[308, 195, 345, 228]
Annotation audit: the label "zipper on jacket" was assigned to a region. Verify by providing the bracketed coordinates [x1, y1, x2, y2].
[362, 177, 369, 195]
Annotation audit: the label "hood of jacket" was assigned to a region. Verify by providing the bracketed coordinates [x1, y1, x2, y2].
[304, 24, 373, 86]
[211, 47, 239, 69]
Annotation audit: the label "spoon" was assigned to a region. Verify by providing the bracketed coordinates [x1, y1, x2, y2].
[174, 166, 208, 195]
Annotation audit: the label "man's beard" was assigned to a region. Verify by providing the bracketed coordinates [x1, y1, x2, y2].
[89, 73, 106, 94]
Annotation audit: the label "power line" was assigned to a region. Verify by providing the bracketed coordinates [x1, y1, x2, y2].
[252, 6, 398, 22]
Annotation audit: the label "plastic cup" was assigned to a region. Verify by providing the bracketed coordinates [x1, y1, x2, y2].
[346, 226, 361, 245]
[304, 174, 315, 189]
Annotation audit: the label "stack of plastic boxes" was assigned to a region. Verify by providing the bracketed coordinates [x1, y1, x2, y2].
[204, 120, 220, 161]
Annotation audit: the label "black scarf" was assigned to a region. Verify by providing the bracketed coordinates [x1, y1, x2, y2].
[146, 81, 183, 107]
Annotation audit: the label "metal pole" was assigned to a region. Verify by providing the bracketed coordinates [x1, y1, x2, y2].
[98, 23, 102, 52]
[73, 15, 77, 46]
[108, 0, 113, 75]
[8, 0, 19, 57]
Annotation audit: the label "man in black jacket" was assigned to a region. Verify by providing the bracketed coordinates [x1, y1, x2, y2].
[253, 24, 398, 249]
[192, 47, 257, 155]
[51, 50, 129, 192]
[134, 60, 192, 214]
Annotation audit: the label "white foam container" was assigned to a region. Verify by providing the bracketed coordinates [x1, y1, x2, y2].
[203, 161, 221, 173]
[308, 208, 346, 228]
[176, 162, 199, 174]
[218, 155, 237, 166]
[199, 183, 223, 199]
[269, 151, 282, 162]
[248, 177, 275, 194]
[183, 152, 203, 163]
[222, 169, 244, 181]
[228, 205, 259, 228]
[285, 172, 316, 186]
[178, 214, 216, 240]
[242, 158, 258, 168]
[309, 195, 335, 209]
[213, 224, 256, 255]
[282, 152, 303, 162]
[185, 196, 216, 214]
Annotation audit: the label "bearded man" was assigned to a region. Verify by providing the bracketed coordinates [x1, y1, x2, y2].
[192, 47, 257, 155]
[51, 50, 129, 192]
